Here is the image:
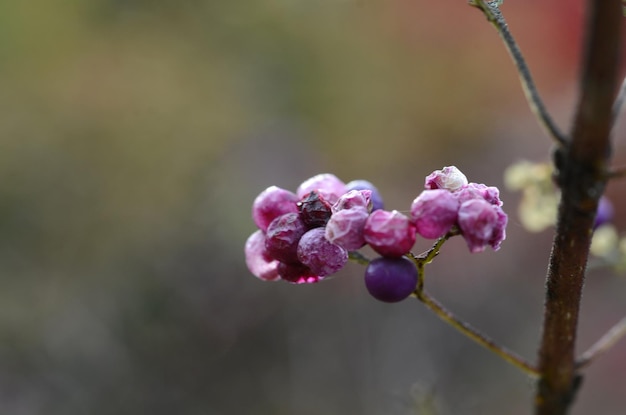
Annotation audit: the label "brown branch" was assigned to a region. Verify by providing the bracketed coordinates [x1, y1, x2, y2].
[534, 1, 622, 414]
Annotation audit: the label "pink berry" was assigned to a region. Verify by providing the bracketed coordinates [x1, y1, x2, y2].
[296, 173, 347, 204]
[252, 186, 299, 232]
[345, 180, 384, 211]
[410, 189, 460, 239]
[332, 189, 372, 213]
[297, 228, 348, 276]
[244, 230, 280, 281]
[455, 183, 502, 206]
[364, 210, 416, 257]
[457, 199, 507, 253]
[325, 207, 369, 250]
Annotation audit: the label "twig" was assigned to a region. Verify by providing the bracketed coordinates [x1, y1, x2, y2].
[612, 76, 626, 125]
[576, 316, 626, 369]
[414, 288, 539, 377]
[411, 233, 539, 377]
[469, 0, 568, 146]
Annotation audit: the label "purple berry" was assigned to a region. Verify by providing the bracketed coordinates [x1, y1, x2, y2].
[594, 196, 614, 229]
[332, 189, 373, 213]
[345, 180, 384, 211]
[364, 257, 418, 303]
[363, 210, 416, 257]
[265, 213, 308, 264]
[410, 189, 460, 239]
[297, 228, 348, 277]
[244, 230, 280, 281]
[297, 191, 333, 228]
[297, 173, 347, 204]
[425, 166, 468, 192]
[457, 199, 508, 253]
[325, 207, 369, 250]
[277, 262, 322, 284]
[252, 186, 299, 232]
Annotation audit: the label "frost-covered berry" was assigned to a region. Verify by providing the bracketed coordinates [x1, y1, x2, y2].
[265, 213, 308, 264]
[456, 183, 502, 206]
[297, 228, 348, 276]
[332, 189, 372, 213]
[252, 186, 299, 232]
[345, 180, 384, 211]
[364, 210, 416, 257]
[594, 196, 614, 229]
[425, 166, 468, 192]
[364, 257, 417, 303]
[277, 262, 322, 284]
[245, 230, 280, 281]
[325, 207, 369, 250]
[457, 199, 508, 253]
[410, 189, 460, 239]
[297, 191, 333, 228]
[297, 173, 347, 204]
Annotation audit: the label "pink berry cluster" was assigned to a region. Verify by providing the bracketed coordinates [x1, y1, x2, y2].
[245, 167, 508, 301]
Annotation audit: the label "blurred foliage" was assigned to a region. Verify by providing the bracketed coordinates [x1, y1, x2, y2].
[0, 0, 625, 414]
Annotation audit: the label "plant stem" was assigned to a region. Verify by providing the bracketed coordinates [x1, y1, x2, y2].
[535, 1, 622, 414]
[414, 288, 539, 377]
[576, 316, 626, 369]
[469, 0, 568, 146]
[613, 76, 626, 125]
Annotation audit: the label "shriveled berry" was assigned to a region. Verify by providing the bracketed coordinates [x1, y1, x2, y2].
[363, 210, 416, 257]
[325, 207, 369, 250]
[364, 257, 417, 303]
[297, 173, 347, 204]
[297, 191, 333, 228]
[265, 213, 308, 264]
[410, 189, 459, 239]
[245, 230, 280, 281]
[425, 166, 468, 192]
[345, 180, 384, 211]
[297, 228, 348, 276]
[252, 186, 299, 232]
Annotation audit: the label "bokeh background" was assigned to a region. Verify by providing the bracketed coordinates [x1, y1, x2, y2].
[1, 0, 626, 414]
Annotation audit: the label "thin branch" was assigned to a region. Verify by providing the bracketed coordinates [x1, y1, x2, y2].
[469, 0, 568, 146]
[414, 288, 539, 377]
[576, 316, 626, 369]
[613, 76, 626, 125]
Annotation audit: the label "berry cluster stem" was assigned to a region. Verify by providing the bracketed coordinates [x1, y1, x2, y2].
[468, 0, 567, 146]
[410, 235, 539, 377]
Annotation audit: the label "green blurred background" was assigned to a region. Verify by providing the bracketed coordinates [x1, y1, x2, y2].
[1, 0, 625, 414]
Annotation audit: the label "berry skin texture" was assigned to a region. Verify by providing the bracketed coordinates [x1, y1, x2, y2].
[277, 262, 322, 284]
[457, 199, 508, 253]
[297, 191, 333, 228]
[410, 189, 460, 239]
[325, 207, 369, 250]
[364, 257, 418, 303]
[425, 166, 468, 192]
[297, 173, 347, 204]
[265, 213, 308, 264]
[297, 228, 348, 277]
[364, 210, 416, 257]
[252, 186, 299, 232]
[245, 230, 280, 281]
[345, 180, 384, 211]
[332, 189, 372, 213]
